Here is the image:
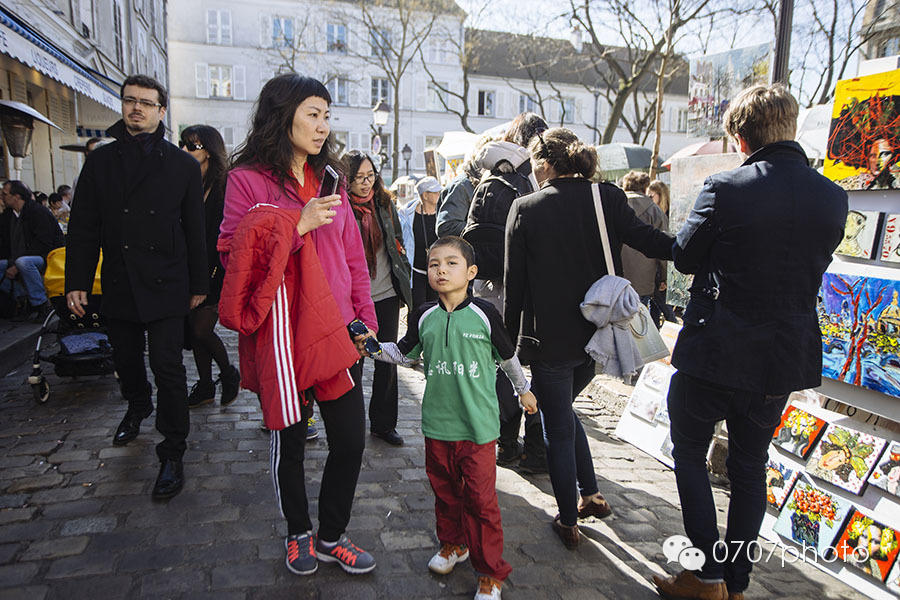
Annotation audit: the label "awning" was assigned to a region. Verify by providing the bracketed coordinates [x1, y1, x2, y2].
[0, 8, 120, 112]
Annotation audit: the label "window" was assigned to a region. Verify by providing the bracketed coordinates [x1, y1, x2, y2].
[428, 82, 448, 111]
[327, 23, 347, 54]
[76, 0, 94, 37]
[273, 16, 293, 48]
[371, 78, 391, 107]
[477, 90, 495, 117]
[878, 37, 900, 58]
[209, 65, 233, 98]
[560, 97, 575, 124]
[327, 78, 349, 106]
[370, 28, 390, 57]
[676, 108, 688, 133]
[207, 10, 232, 45]
[331, 131, 349, 155]
[113, 2, 124, 67]
[519, 94, 537, 113]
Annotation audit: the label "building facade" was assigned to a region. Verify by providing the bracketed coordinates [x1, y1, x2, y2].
[168, 0, 698, 180]
[0, 0, 168, 192]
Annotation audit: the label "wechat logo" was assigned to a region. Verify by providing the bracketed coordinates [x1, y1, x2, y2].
[662, 535, 706, 571]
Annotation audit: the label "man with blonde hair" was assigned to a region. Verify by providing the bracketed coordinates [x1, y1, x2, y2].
[653, 84, 848, 600]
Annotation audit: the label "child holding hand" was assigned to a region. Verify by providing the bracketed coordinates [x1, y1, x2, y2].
[375, 236, 537, 600]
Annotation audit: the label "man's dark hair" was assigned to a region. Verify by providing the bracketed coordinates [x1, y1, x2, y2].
[120, 74, 168, 108]
[428, 236, 475, 267]
[7, 180, 32, 202]
[48, 192, 63, 207]
[57, 184, 72, 196]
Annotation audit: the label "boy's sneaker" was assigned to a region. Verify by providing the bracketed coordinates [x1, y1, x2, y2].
[428, 543, 469, 574]
[187, 379, 216, 408]
[285, 532, 317, 575]
[220, 365, 241, 406]
[306, 417, 319, 440]
[475, 576, 502, 600]
[315, 534, 375, 574]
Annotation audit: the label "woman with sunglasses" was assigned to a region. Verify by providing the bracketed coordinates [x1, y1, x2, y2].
[179, 126, 241, 408]
[343, 150, 412, 447]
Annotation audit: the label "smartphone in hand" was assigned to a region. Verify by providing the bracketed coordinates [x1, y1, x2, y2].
[320, 164, 339, 197]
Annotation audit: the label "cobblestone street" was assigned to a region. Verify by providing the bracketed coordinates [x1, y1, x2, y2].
[0, 328, 861, 599]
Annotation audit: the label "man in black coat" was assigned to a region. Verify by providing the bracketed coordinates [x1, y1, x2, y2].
[65, 74, 208, 500]
[0, 180, 64, 322]
[653, 85, 848, 600]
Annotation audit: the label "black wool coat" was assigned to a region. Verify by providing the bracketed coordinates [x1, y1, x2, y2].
[65, 120, 208, 322]
[10, 200, 64, 260]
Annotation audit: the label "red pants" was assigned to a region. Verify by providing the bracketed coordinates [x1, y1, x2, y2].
[425, 438, 512, 582]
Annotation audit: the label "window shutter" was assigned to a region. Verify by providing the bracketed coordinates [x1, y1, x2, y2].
[222, 126, 234, 147]
[414, 135, 424, 169]
[416, 77, 427, 111]
[349, 81, 358, 107]
[260, 14, 272, 48]
[220, 10, 232, 46]
[195, 63, 209, 98]
[207, 10, 218, 44]
[575, 98, 583, 123]
[233, 65, 246, 100]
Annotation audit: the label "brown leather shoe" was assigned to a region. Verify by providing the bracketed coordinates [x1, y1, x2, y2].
[578, 494, 613, 519]
[728, 594, 743, 600]
[551, 515, 580, 549]
[652, 570, 727, 600]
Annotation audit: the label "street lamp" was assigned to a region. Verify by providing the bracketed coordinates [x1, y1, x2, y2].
[401, 143, 412, 176]
[591, 89, 601, 145]
[0, 101, 62, 178]
[371, 99, 390, 172]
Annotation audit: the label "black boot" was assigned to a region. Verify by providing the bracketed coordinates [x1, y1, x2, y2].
[220, 365, 241, 406]
[187, 379, 216, 408]
[152, 459, 184, 500]
[519, 416, 548, 474]
[497, 418, 522, 466]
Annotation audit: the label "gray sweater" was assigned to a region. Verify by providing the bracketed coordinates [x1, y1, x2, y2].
[620, 192, 668, 296]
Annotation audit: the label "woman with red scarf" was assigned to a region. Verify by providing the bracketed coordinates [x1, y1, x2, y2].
[344, 150, 412, 447]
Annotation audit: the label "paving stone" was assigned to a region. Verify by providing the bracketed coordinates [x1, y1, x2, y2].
[0, 586, 48, 600]
[0, 544, 18, 565]
[28, 486, 87, 504]
[0, 507, 37, 525]
[60, 516, 117, 536]
[40, 498, 104, 519]
[5, 473, 64, 493]
[44, 552, 117, 578]
[47, 451, 92, 464]
[0, 561, 38, 586]
[211, 561, 277, 589]
[0, 495, 28, 510]
[379, 530, 434, 551]
[44, 575, 133, 599]
[20, 536, 89, 560]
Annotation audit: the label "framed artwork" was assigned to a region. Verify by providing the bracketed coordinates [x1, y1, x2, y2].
[868, 441, 900, 498]
[626, 362, 673, 422]
[772, 475, 852, 558]
[835, 211, 881, 259]
[825, 70, 900, 191]
[771, 404, 827, 459]
[819, 273, 900, 399]
[833, 508, 900, 582]
[807, 423, 887, 495]
[765, 452, 800, 510]
[886, 559, 900, 593]
[880, 214, 900, 263]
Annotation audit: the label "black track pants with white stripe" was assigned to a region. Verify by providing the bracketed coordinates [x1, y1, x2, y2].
[270, 362, 365, 541]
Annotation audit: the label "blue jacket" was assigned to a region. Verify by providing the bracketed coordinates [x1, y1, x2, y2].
[398, 198, 419, 287]
[671, 141, 848, 394]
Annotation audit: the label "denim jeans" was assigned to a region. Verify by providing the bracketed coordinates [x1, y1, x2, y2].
[666, 371, 788, 593]
[0, 256, 47, 305]
[531, 357, 599, 526]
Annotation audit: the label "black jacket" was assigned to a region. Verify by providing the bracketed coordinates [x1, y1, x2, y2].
[65, 120, 208, 322]
[504, 178, 675, 363]
[8, 200, 63, 261]
[202, 181, 225, 306]
[671, 141, 848, 394]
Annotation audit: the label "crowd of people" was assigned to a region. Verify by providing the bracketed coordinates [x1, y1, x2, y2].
[0, 70, 848, 600]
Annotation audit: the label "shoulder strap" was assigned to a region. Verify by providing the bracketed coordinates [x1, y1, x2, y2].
[591, 183, 615, 275]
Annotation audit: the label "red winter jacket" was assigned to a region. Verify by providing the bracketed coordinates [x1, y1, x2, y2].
[218, 204, 360, 431]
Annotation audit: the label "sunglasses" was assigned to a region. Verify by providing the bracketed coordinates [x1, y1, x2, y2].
[179, 140, 204, 151]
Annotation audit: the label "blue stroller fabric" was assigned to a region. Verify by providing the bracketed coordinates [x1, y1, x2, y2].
[59, 332, 109, 355]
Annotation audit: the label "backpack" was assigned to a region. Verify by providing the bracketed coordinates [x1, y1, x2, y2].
[461, 167, 532, 281]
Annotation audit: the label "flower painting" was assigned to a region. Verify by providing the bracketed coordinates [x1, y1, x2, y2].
[772, 404, 827, 459]
[808, 424, 886, 495]
[765, 454, 799, 510]
[868, 441, 900, 498]
[773, 476, 852, 558]
[834, 509, 900, 582]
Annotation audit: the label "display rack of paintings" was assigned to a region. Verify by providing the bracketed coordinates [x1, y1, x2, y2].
[772, 404, 828, 459]
[807, 423, 887, 495]
[825, 69, 900, 192]
[819, 272, 900, 399]
[766, 450, 801, 510]
[834, 509, 900, 582]
[836, 211, 882, 259]
[869, 441, 900, 498]
[772, 475, 853, 558]
[881, 214, 900, 263]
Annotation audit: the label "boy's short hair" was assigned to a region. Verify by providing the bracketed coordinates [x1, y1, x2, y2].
[621, 170, 650, 193]
[723, 84, 798, 153]
[428, 236, 475, 267]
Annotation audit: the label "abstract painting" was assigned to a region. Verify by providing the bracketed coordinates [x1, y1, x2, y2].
[765, 452, 800, 510]
[773, 475, 852, 558]
[825, 71, 900, 191]
[771, 404, 827, 459]
[819, 273, 900, 398]
[868, 440, 900, 498]
[807, 423, 887, 495]
[833, 508, 900, 582]
[834, 211, 881, 259]
[880, 214, 900, 263]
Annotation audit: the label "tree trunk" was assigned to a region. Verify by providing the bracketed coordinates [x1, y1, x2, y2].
[650, 35, 673, 179]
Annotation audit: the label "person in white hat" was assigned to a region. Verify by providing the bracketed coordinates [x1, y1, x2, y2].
[399, 176, 442, 308]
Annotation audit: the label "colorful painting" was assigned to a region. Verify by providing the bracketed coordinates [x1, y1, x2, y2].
[773, 475, 852, 558]
[765, 453, 800, 510]
[771, 404, 827, 459]
[886, 559, 900, 593]
[626, 362, 673, 422]
[807, 423, 887, 495]
[819, 273, 900, 398]
[667, 153, 744, 307]
[881, 214, 900, 263]
[835, 211, 881, 259]
[688, 44, 772, 138]
[834, 508, 900, 582]
[869, 441, 900, 498]
[825, 70, 900, 191]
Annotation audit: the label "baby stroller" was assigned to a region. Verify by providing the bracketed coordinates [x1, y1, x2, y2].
[28, 247, 115, 403]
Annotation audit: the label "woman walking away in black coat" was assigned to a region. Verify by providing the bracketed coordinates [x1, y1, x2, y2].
[180, 125, 240, 407]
